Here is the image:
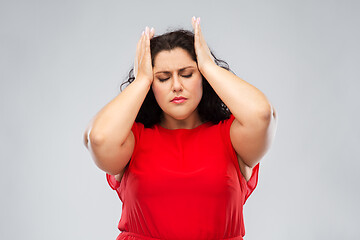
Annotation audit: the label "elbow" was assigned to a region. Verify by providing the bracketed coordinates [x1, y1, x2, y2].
[257, 103, 275, 122]
[83, 129, 91, 148]
[83, 133, 89, 148]
[89, 131, 106, 147]
[84, 129, 105, 149]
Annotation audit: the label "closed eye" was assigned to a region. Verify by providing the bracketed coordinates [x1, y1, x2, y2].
[182, 74, 192, 78]
[158, 77, 169, 82]
[158, 73, 192, 82]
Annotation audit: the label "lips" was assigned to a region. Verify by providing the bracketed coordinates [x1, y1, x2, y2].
[171, 96, 187, 103]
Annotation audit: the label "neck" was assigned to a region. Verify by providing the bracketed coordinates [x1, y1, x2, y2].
[160, 111, 203, 130]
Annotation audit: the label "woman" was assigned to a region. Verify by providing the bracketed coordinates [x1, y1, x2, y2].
[84, 16, 278, 240]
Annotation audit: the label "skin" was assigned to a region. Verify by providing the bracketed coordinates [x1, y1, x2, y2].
[84, 17, 277, 183]
[152, 48, 203, 129]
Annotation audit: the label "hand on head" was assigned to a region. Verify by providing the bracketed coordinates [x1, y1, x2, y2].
[191, 16, 215, 71]
[134, 26, 155, 84]
[134, 17, 215, 85]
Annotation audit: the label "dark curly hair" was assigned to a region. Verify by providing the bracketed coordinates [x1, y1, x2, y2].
[120, 29, 232, 128]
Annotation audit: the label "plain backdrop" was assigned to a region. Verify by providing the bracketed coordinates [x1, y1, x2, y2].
[1, 0, 359, 239]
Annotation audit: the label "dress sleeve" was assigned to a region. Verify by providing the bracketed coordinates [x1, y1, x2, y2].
[220, 114, 260, 204]
[106, 173, 121, 190]
[105, 121, 143, 191]
[244, 162, 260, 204]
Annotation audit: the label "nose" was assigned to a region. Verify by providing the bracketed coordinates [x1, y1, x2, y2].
[172, 75, 183, 92]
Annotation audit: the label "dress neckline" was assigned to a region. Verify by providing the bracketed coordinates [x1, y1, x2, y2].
[156, 121, 212, 133]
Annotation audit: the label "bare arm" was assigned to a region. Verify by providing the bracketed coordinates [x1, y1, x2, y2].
[83, 27, 155, 175]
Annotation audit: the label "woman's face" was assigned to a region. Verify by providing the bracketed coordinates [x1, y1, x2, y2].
[152, 47, 203, 122]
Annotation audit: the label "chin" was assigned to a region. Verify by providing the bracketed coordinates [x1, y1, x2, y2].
[164, 109, 194, 121]
[169, 113, 191, 120]
[161, 105, 200, 121]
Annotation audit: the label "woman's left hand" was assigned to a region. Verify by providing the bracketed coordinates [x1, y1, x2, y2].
[191, 16, 215, 72]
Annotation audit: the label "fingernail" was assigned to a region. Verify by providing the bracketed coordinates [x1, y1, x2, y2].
[142, 31, 144, 36]
[150, 27, 154, 32]
[197, 17, 200, 24]
[192, 16, 196, 22]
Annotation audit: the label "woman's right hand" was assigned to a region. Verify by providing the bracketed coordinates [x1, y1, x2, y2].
[134, 26, 155, 85]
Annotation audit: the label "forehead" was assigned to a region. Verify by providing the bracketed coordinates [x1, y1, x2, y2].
[153, 48, 196, 71]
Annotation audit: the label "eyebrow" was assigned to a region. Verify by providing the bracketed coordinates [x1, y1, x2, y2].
[154, 66, 196, 74]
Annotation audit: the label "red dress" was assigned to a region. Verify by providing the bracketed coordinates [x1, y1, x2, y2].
[106, 114, 260, 240]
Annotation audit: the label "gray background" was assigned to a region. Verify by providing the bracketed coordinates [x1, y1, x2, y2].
[1, 0, 359, 239]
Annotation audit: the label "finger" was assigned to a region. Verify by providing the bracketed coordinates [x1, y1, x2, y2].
[138, 26, 150, 69]
[138, 32, 146, 55]
[196, 17, 202, 42]
[150, 27, 155, 39]
[191, 16, 196, 30]
[137, 31, 145, 58]
[136, 31, 144, 53]
[194, 17, 201, 47]
[139, 28, 147, 60]
[194, 17, 200, 34]
[145, 26, 150, 48]
[134, 31, 144, 76]
[144, 27, 151, 59]
[197, 18, 207, 48]
[135, 31, 144, 62]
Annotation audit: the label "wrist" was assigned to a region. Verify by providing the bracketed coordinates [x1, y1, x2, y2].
[134, 73, 153, 87]
[198, 60, 218, 77]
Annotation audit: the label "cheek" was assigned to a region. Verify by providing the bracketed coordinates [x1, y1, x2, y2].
[193, 78, 203, 99]
[152, 84, 166, 103]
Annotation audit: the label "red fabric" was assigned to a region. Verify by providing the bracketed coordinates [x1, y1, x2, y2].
[106, 115, 259, 240]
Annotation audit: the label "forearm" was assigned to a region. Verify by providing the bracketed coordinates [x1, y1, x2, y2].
[88, 78, 151, 145]
[201, 62, 273, 125]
